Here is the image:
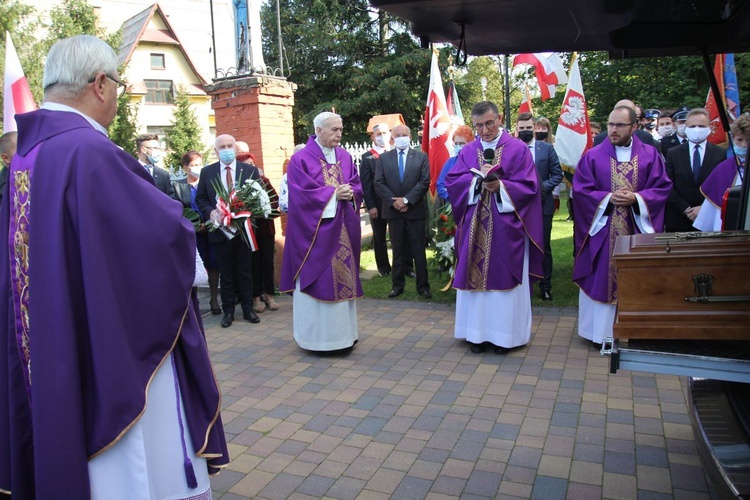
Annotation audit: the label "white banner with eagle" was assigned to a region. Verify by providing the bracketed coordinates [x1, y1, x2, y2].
[555, 53, 591, 182]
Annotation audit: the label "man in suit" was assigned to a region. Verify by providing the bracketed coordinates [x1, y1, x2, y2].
[516, 112, 563, 301]
[196, 134, 261, 327]
[375, 124, 431, 299]
[665, 108, 726, 232]
[657, 111, 678, 156]
[360, 122, 393, 277]
[661, 107, 690, 156]
[593, 99, 655, 148]
[135, 134, 177, 198]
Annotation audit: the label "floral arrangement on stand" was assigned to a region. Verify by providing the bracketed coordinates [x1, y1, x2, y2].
[431, 203, 457, 291]
[208, 177, 279, 249]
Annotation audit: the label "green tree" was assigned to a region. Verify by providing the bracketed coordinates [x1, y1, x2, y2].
[0, 0, 42, 117]
[164, 87, 204, 172]
[261, 1, 429, 143]
[109, 82, 139, 154]
[454, 56, 506, 121]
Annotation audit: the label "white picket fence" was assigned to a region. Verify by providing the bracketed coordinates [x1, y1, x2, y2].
[342, 141, 422, 168]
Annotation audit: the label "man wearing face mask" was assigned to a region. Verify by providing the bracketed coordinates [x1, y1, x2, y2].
[664, 108, 726, 232]
[375, 124, 432, 299]
[642, 108, 661, 141]
[136, 134, 177, 198]
[360, 122, 393, 276]
[517, 112, 562, 302]
[657, 111, 678, 156]
[196, 134, 262, 328]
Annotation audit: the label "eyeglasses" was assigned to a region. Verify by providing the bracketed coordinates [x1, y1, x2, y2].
[607, 122, 635, 129]
[88, 73, 127, 97]
[473, 120, 498, 130]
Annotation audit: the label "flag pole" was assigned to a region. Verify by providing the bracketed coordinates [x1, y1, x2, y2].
[503, 55, 510, 129]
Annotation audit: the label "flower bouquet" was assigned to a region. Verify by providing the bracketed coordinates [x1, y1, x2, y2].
[208, 177, 280, 249]
[431, 203, 457, 291]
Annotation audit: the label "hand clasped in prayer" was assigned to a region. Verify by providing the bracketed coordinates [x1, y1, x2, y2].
[336, 184, 353, 201]
[610, 188, 636, 206]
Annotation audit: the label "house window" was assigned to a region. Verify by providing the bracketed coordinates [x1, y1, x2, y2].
[144, 80, 174, 104]
[146, 126, 171, 149]
[150, 53, 165, 70]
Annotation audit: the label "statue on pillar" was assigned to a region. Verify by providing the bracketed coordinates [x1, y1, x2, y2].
[234, 0, 266, 74]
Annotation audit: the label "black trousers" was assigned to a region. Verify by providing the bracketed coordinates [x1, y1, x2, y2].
[540, 213, 553, 293]
[213, 237, 253, 315]
[252, 232, 275, 297]
[388, 217, 429, 293]
[370, 215, 391, 275]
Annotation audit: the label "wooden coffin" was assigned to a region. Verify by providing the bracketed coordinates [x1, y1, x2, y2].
[613, 231, 750, 340]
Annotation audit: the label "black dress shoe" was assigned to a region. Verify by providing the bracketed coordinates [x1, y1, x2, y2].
[243, 310, 261, 324]
[388, 289, 403, 298]
[419, 290, 432, 299]
[211, 306, 222, 315]
[542, 291, 553, 302]
[493, 346, 510, 354]
[379, 270, 391, 277]
[220, 313, 233, 328]
[469, 342, 486, 353]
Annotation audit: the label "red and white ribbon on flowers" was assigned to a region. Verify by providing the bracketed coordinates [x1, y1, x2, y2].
[216, 192, 258, 251]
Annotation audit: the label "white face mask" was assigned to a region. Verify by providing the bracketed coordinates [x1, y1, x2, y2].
[374, 135, 385, 147]
[393, 136, 411, 150]
[658, 126, 674, 138]
[189, 166, 203, 175]
[676, 123, 687, 136]
[685, 126, 710, 144]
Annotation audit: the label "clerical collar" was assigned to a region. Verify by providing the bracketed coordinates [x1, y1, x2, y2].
[42, 101, 108, 136]
[480, 130, 503, 150]
[614, 139, 633, 162]
[315, 137, 337, 163]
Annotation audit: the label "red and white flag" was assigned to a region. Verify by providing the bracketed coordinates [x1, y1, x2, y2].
[518, 84, 533, 115]
[421, 47, 451, 196]
[513, 53, 567, 101]
[555, 54, 591, 179]
[4, 32, 36, 133]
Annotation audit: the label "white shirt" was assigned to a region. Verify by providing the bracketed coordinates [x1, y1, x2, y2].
[689, 140, 707, 166]
[526, 138, 536, 162]
[220, 160, 237, 192]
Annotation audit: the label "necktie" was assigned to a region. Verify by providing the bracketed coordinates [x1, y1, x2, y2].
[692, 144, 701, 183]
[225, 166, 233, 190]
[398, 151, 405, 182]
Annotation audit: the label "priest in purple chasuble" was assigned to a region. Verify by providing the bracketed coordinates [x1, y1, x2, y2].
[572, 106, 671, 345]
[694, 113, 749, 232]
[445, 101, 544, 355]
[0, 35, 228, 500]
[280, 112, 364, 352]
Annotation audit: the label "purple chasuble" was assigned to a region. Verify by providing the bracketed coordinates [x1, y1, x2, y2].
[700, 156, 744, 207]
[280, 136, 364, 301]
[572, 136, 671, 303]
[445, 133, 544, 291]
[0, 109, 229, 499]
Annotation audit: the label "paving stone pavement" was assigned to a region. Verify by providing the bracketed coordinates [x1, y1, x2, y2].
[196, 291, 714, 499]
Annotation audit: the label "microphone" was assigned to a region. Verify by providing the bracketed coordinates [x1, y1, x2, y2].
[483, 148, 498, 181]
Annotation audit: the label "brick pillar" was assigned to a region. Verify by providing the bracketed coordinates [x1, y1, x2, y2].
[205, 76, 297, 289]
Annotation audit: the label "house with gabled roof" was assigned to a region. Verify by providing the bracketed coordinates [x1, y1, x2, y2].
[118, 3, 215, 154]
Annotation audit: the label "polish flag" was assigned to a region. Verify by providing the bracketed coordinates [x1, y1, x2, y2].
[555, 54, 591, 181]
[421, 47, 451, 196]
[518, 85, 533, 115]
[513, 53, 567, 101]
[705, 53, 740, 147]
[4, 31, 36, 133]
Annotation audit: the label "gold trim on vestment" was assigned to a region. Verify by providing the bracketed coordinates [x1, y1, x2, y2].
[331, 225, 358, 300]
[607, 155, 638, 302]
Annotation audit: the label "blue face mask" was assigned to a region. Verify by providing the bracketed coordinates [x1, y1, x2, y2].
[734, 145, 747, 158]
[454, 144, 464, 155]
[218, 149, 235, 164]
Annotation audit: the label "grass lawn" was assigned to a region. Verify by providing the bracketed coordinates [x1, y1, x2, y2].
[360, 191, 579, 308]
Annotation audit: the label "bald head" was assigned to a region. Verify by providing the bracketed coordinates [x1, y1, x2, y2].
[614, 99, 636, 112]
[235, 141, 249, 154]
[392, 125, 410, 137]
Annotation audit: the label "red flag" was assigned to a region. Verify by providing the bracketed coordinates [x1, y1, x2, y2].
[422, 48, 451, 195]
[4, 32, 36, 133]
[513, 53, 567, 101]
[518, 85, 533, 115]
[705, 54, 740, 146]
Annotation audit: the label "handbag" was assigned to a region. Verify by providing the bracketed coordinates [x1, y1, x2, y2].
[193, 249, 209, 287]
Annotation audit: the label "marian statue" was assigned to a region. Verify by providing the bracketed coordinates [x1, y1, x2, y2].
[234, 0, 266, 73]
